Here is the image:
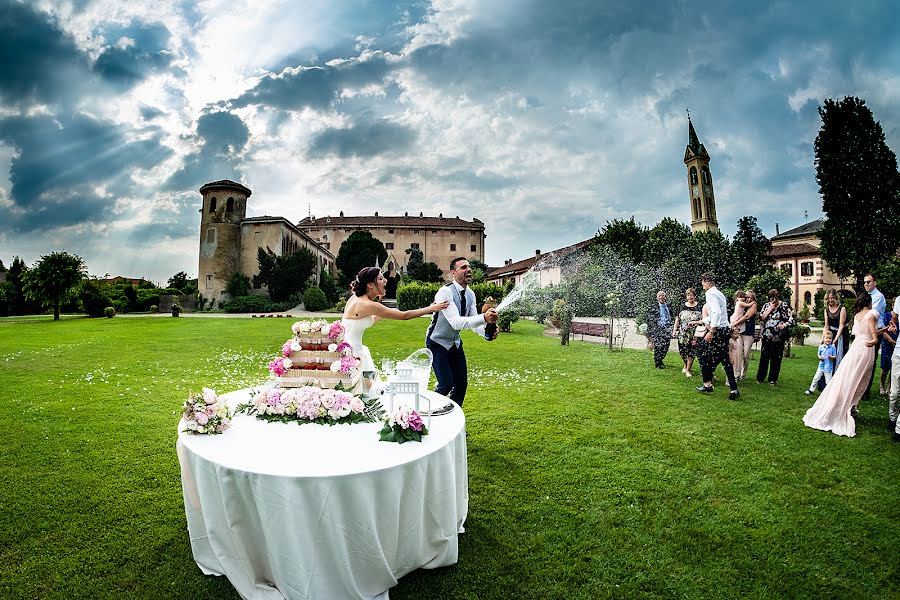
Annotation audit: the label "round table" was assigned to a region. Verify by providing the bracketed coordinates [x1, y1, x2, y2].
[177, 388, 468, 600]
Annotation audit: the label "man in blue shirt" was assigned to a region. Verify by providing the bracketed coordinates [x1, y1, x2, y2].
[646, 290, 673, 369]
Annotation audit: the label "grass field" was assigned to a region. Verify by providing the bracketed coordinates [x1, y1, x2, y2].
[1, 315, 898, 599]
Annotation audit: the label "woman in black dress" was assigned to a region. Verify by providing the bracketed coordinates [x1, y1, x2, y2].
[824, 289, 849, 371]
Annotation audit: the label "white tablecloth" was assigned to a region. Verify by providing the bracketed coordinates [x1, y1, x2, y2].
[177, 388, 468, 600]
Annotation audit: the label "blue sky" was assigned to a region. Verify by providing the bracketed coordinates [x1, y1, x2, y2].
[1, 0, 898, 281]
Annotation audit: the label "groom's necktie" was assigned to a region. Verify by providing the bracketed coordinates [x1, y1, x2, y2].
[460, 290, 467, 316]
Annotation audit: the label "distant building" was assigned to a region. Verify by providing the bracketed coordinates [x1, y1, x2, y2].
[198, 180, 336, 303]
[486, 239, 594, 288]
[296, 213, 486, 276]
[769, 218, 850, 311]
[684, 116, 719, 233]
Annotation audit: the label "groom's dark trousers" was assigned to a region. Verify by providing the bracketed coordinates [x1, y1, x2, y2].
[427, 339, 468, 407]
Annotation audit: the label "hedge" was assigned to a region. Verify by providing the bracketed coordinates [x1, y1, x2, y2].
[397, 281, 505, 312]
[222, 295, 291, 313]
[302, 287, 329, 312]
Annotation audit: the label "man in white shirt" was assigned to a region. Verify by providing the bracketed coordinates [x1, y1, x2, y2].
[426, 257, 499, 407]
[886, 295, 900, 441]
[696, 272, 740, 400]
[863, 273, 886, 401]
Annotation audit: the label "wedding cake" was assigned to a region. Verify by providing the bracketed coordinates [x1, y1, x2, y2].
[267, 319, 362, 389]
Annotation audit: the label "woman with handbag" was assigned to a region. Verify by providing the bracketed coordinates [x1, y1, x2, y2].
[756, 289, 794, 385]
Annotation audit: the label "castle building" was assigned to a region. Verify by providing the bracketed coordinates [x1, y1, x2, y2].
[197, 179, 487, 303]
[684, 117, 719, 233]
[295, 213, 486, 276]
[197, 180, 335, 303]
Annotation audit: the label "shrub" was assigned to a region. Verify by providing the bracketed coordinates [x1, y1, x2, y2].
[813, 288, 827, 321]
[498, 309, 519, 332]
[303, 287, 329, 312]
[225, 272, 251, 298]
[333, 298, 347, 313]
[172, 303, 182, 316]
[319, 268, 340, 305]
[398, 281, 442, 310]
[79, 279, 113, 318]
[222, 295, 273, 313]
[534, 305, 549, 324]
[104, 306, 116, 318]
[149, 305, 158, 313]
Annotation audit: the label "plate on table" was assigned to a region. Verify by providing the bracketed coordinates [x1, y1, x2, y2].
[419, 400, 455, 416]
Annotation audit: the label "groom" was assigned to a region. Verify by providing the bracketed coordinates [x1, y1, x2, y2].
[426, 257, 499, 407]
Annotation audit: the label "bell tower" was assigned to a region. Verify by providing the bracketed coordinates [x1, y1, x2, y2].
[684, 114, 719, 233]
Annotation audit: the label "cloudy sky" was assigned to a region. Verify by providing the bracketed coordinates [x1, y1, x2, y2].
[1, 0, 898, 281]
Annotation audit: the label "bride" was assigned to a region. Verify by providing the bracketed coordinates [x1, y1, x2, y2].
[342, 267, 449, 376]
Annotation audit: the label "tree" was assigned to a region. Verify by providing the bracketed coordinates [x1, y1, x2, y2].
[336, 231, 387, 287]
[6, 257, 30, 315]
[404, 247, 444, 282]
[815, 96, 900, 289]
[254, 247, 317, 302]
[122, 285, 138, 311]
[79, 278, 114, 318]
[23, 252, 87, 320]
[690, 230, 734, 292]
[168, 271, 189, 291]
[468, 258, 489, 284]
[0, 259, 5, 272]
[593, 217, 649, 264]
[643, 217, 692, 265]
[746, 268, 791, 308]
[318, 268, 341, 305]
[731, 216, 772, 286]
[225, 272, 251, 297]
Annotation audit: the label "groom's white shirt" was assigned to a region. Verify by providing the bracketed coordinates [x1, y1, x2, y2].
[428, 281, 487, 349]
[703, 286, 729, 330]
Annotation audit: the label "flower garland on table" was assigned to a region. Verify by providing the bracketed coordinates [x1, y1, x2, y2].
[235, 386, 384, 426]
[378, 405, 429, 444]
[181, 388, 232, 434]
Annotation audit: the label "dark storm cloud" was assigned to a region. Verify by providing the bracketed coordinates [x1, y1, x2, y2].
[0, 0, 91, 106]
[228, 53, 394, 112]
[164, 111, 249, 191]
[140, 104, 165, 120]
[0, 113, 171, 232]
[307, 120, 416, 159]
[91, 22, 174, 90]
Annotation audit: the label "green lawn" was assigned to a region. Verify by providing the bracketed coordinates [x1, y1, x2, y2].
[1, 316, 898, 599]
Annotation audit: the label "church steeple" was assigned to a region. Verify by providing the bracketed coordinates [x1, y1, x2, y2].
[683, 114, 718, 233]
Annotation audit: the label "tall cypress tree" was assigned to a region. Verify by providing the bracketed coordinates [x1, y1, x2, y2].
[815, 96, 900, 289]
[731, 216, 772, 286]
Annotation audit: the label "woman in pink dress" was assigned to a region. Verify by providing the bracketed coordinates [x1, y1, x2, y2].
[803, 292, 885, 437]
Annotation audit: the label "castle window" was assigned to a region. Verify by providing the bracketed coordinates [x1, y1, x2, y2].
[451, 230, 456, 236]
[205, 275, 212, 289]
[801, 261, 814, 277]
[470, 244, 477, 252]
[693, 198, 701, 220]
[209, 197, 217, 212]
[386, 243, 394, 250]
[450, 243, 456, 251]
[388, 229, 394, 234]
[411, 243, 420, 250]
[690, 167, 698, 185]
[781, 263, 793, 277]
[206, 227, 216, 243]
[413, 229, 420, 235]
[226, 197, 234, 212]
[432, 230, 437, 234]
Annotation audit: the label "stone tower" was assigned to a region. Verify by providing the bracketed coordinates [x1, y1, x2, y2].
[683, 116, 719, 233]
[198, 179, 251, 304]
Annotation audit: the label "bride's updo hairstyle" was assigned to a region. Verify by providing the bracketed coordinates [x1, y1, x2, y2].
[853, 291, 872, 314]
[350, 267, 381, 297]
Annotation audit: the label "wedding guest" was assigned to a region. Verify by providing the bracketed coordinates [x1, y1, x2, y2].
[756, 289, 794, 386]
[805, 330, 836, 395]
[694, 273, 739, 400]
[862, 273, 886, 401]
[426, 257, 499, 407]
[803, 292, 886, 437]
[824, 289, 848, 371]
[673, 287, 703, 378]
[729, 290, 756, 381]
[879, 324, 897, 396]
[886, 296, 900, 441]
[646, 290, 673, 369]
[736, 290, 758, 380]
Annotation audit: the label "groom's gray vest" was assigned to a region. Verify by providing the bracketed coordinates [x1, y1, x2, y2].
[426, 283, 468, 350]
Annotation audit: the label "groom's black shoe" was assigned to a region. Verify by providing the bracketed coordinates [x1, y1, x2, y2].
[887, 420, 897, 433]
[728, 390, 740, 400]
[695, 385, 714, 394]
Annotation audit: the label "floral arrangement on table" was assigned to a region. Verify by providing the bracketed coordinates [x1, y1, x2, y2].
[181, 388, 232, 434]
[235, 386, 383, 425]
[378, 405, 429, 444]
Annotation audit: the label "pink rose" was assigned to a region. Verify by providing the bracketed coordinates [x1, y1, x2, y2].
[282, 341, 294, 357]
[408, 411, 423, 432]
[196, 412, 209, 425]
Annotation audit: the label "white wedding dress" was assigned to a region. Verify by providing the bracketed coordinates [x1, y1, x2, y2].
[341, 316, 377, 372]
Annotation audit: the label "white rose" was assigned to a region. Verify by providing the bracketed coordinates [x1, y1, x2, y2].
[282, 358, 293, 369]
[328, 343, 338, 352]
[336, 404, 351, 418]
[328, 408, 341, 419]
[330, 360, 341, 372]
[290, 340, 302, 352]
